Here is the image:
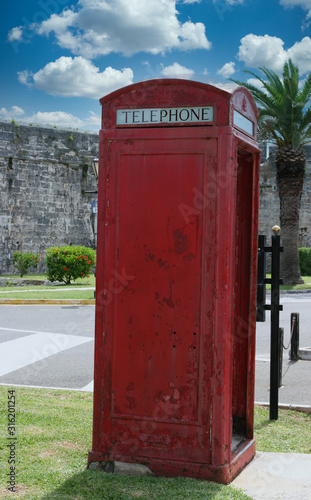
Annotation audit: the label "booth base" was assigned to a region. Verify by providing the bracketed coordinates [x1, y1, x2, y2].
[87, 439, 255, 485]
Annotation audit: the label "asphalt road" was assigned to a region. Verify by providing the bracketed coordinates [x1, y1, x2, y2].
[256, 293, 311, 406]
[0, 305, 95, 391]
[0, 295, 310, 405]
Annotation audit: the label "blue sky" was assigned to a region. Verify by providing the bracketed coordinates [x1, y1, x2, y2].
[1, 0, 311, 132]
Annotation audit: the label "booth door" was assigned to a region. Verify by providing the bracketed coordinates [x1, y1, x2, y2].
[104, 136, 216, 462]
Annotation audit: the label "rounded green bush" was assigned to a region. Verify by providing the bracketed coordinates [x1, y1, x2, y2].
[12, 251, 42, 277]
[45, 245, 96, 284]
[299, 247, 311, 276]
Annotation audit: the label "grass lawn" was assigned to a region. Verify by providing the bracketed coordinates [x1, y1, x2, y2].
[280, 275, 311, 290]
[254, 405, 311, 453]
[0, 274, 95, 287]
[0, 275, 95, 300]
[1, 274, 311, 301]
[267, 275, 311, 291]
[1, 273, 311, 302]
[0, 387, 310, 500]
[0, 290, 95, 300]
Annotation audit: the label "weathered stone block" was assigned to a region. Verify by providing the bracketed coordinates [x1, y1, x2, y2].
[88, 461, 155, 476]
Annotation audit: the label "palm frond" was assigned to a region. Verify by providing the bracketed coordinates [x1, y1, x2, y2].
[232, 59, 311, 149]
[299, 108, 311, 132]
[300, 124, 311, 145]
[283, 59, 299, 102]
[256, 67, 285, 101]
[299, 73, 311, 106]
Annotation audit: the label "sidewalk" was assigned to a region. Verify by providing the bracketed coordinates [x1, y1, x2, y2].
[238, 292, 311, 499]
[232, 452, 311, 500]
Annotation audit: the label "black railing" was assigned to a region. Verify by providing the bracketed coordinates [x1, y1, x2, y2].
[256, 229, 284, 420]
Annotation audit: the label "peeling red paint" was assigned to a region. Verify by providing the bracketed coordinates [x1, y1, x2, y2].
[173, 228, 189, 255]
[157, 258, 170, 270]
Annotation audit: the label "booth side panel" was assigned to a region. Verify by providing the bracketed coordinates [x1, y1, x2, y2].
[91, 131, 110, 453]
[232, 149, 254, 432]
[246, 150, 261, 438]
[211, 130, 236, 466]
[231, 144, 260, 442]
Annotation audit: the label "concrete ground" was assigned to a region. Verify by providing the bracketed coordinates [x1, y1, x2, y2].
[232, 452, 311, 500]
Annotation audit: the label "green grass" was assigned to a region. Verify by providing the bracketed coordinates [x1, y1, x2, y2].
[0, 290, 95, 300]
[265, 274, 311, 291]
[0, 273, 48, 280]
[0, 274, 95, 287]
[0, 387, 310, 499]
[1, 274, 311, 301]
[254, 405, 311, 453]
[0, 275, 95, 300]
[280, 278, 311, 290]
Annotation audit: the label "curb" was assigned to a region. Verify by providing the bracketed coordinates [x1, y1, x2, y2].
[266, 289, 311, 294]
[255, 402, 311, 414]
[2, 290, 311, 305]
[0, 299, 95, 305]
[299, 347, 311, 360]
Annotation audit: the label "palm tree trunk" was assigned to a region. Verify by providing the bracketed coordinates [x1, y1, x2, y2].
[276, 146, 305, 285]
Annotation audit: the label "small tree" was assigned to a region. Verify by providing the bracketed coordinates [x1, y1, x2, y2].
[45, 245, 96, 284]
[232, 59, 311, 284]
[12, 251, 42, 277]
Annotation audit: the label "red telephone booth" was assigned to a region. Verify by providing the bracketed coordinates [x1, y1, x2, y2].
[88, 79, 261, 484]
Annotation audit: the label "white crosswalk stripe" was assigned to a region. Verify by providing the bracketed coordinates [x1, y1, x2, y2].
[0, 330, 93, 377]
[81, 380, 94, 391]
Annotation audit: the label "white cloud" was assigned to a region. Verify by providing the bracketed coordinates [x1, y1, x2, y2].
[209, 81, 237, 92]
[182, 0, 201, 3]
[85, 111, 101, 128]
[238, 34, 287, 74]
[28, 111, 84, 128]
[0, 106, 25, 119]
[18, 56, 134, 99]
[238, 33, 311, 76]
[213, 0, 244, 5]
[32, 0, 211, 57]
[7, 26, 23, 42]
[280, 0, 311, 18]
[288, 37, 311, 74]
[0, 108, 100, 131]
[223, 0, 244, 4]
[246, 78, 266, 91]
[217, 61, 235, 78]
[161, 62, 195, 77]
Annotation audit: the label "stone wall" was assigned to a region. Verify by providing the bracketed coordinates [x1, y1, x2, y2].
[0, 121, 99, 274]
[0, 121, 310, 275]
[258, 143, 311, 248]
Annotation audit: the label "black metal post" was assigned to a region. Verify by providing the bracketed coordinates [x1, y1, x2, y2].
[279, 327, 284, 388]
[256, 235, 266, 322]
[290, 313, 300, 361]
[269, 232, 283, 420]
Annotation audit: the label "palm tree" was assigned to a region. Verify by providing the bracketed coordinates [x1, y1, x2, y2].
[232, 59, 311, 284]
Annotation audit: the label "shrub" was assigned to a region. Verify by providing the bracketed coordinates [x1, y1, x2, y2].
[299, 247, 311, 276]
[12, 251, 42, 277]
[45, 245, 96, 284]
